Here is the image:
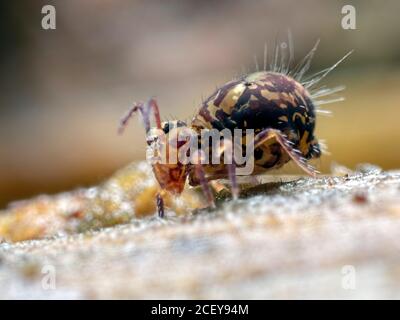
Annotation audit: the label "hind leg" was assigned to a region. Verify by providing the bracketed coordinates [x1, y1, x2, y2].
[189, 151, 216, 209]
[217, 138, 239, 200]
[254, 128, 318, 177]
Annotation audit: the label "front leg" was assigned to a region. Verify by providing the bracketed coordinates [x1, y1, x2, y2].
[190, 151, 216, 209]
[216, 138, 239, 200]
[156, 192, 165, 218]
[118, 98, 163, 134]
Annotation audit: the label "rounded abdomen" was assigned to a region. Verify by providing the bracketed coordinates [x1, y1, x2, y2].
[191, 71, 318, 165]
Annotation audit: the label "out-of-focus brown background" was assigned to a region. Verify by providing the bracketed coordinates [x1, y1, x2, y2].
[0, 0, 399, 208]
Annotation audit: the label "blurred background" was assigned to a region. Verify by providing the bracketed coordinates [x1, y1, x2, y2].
[1, 0, 399, 208]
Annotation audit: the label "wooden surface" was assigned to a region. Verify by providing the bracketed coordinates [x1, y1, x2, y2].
[1, 163, 400, 299]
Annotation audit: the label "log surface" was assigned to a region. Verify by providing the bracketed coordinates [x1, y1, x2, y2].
[1, 164, 400, 299]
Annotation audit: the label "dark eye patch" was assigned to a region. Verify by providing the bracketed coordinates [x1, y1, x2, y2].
[163, 123, 171, 134]
[146, 136, 158, 145]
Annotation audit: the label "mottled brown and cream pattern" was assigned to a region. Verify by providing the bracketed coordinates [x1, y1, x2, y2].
[192, 71, 320, 173]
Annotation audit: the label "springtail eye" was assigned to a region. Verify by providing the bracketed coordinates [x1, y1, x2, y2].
[146, 136, 158, 145]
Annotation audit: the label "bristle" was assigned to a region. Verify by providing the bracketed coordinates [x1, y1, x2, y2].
[254, 55, 259, 72]
[290, 39, 320, 81]
[304, 50, 353, 89]
[271, 42, 280, 72]
[279, 42, 288, 74]
[315, 109, 333, 116]
[263, 43, 268, 71]
[238, 35, 351, 115]
[311, 85, 346, 99]
[315, 97, 345, 105]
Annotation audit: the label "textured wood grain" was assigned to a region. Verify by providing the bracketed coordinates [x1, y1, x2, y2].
[0, 163, 400, 299]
